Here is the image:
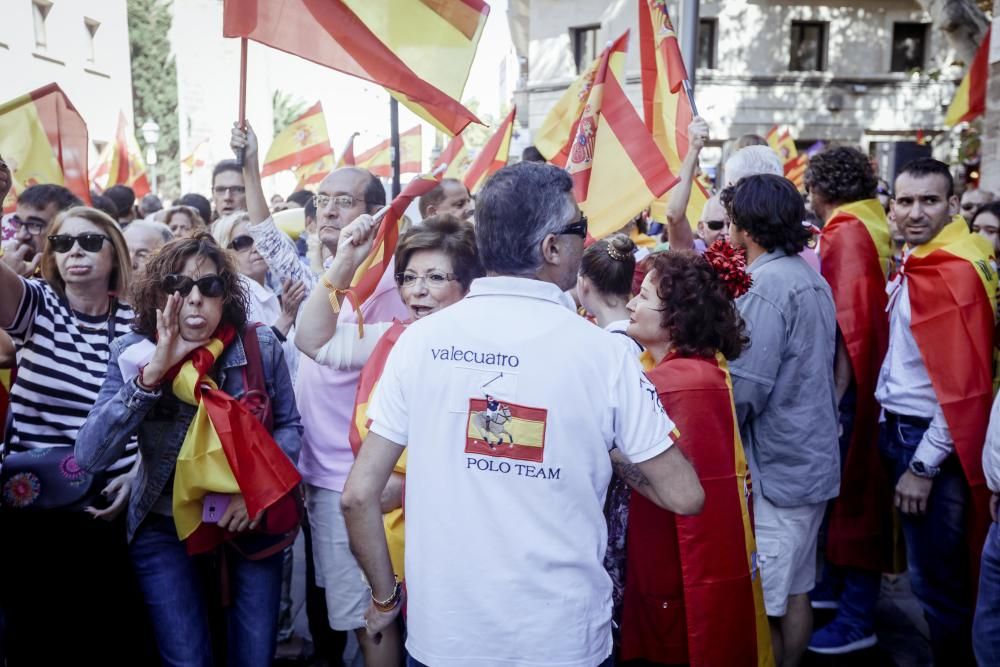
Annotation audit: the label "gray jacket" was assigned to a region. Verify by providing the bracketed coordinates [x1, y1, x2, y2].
[729, 249, 840, 506]
[75, 324, 302, 542]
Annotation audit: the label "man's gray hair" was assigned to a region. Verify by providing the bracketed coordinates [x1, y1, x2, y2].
[125, 219, 174, 243]
[724, 145, 783, 187]
[475, 162, 576, 276]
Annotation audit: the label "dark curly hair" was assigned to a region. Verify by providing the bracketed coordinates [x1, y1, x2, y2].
[130, 233, 248, 338]
[804, 146, 877, 206]
[646, 251, 748, 360]
[721, 174, 811, 255]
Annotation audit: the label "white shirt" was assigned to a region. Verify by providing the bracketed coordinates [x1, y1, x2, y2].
[314, 320, 394, 371]
[240, 275, 300, 382]
[604, 318, 642, 355]
[367, 276, 676, 667]
[875, 278, 954, 467]
[983, 393, 1000, 492]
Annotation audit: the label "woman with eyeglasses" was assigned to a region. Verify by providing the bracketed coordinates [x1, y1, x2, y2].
[0, 206, 152, 666]
[75, 234, 302, 667]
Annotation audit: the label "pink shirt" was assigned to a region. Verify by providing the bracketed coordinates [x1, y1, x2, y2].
[295, 267, 409, 491]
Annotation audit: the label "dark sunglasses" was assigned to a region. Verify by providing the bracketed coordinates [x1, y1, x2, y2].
[704, 219, 726, 231]
[558, 215, 588, 238]
[163, 274, 226, 298]
[228, 234, 254, 252]
[47, 233, 109, 254]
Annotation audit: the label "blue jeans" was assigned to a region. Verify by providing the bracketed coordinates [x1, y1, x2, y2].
[129, 514, 284, 667]
[880, 416, 974, 665]
[974, 521, 1000, 664]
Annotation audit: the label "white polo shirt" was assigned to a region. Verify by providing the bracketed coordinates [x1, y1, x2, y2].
[368, 276, 676, 667]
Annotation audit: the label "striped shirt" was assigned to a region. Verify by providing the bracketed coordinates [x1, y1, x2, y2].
[5, 279, 136, 475]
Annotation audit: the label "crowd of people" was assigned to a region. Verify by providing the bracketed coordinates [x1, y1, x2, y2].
[0, 112, 998, 667]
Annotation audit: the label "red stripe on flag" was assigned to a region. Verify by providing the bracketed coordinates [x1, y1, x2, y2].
[262, 144, 332, 177]
[964, 27, 991, 123]
[463, 106, 515, 191]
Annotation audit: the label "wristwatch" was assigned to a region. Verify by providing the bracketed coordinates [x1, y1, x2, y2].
[909, 458, 940, 479]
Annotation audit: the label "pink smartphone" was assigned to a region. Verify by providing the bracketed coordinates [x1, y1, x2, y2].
[202, 493, 232, 523]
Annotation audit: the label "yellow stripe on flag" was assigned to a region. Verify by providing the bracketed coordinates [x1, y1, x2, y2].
[261, 102, 332, 177]
[0, 94, 63, 206]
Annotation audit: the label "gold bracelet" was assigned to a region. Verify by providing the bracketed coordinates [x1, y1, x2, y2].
[371, 579, 402, 613]
[321, 275, 341, 314]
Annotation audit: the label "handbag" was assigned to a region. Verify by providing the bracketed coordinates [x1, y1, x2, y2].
[0, 446, 107, 512]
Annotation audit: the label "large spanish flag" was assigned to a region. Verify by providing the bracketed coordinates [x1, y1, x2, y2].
[945, 27, 990, 127]
[463, 106, 515, 193]
[90, 111, 150, 197]
[433, 132, 471, 180]
[294, 154, 334, 190]
[638, 0, 708, 227]
[0, 83, 90, 211]
[621, 352, 772, 667]
[567, 31, 678, 239]
[535, 38, 625, 167]
[355, 126, 423, 178]
[904, 216, 997, 580]
[261, 102, 332, 177]
[820, 199, 895, 572]
[222, 0, 486, 135]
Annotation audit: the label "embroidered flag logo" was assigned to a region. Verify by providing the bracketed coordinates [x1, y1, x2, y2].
[466, 396, 547, 463]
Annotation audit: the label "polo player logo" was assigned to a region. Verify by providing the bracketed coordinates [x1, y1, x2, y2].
[466, 395, 547, 463]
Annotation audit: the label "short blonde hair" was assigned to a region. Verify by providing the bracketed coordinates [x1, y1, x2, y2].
[163, 205, 207, 233]
[212, 210, 250, 249]
[41, 206, 132, 299]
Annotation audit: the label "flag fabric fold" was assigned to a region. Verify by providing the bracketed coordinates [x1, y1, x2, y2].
[945, 27, 990, 127]
[463, 106, 516, 193]
[261, 101, 332, 177]
[222, 0, 487, 135]
[433, 133, 471, 181]
[90, 111, 150, 197]
[0, 83, 90, 211]
[336, 132, 359, 168]
[355, 126, 423, 177]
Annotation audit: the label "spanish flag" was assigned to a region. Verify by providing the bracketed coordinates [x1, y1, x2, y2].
[339, 171, 443, 333]
[261, 102, 332, 177]
[638, 0, 710, 227]
[945, 27, 990, 127]
[621, 352, 773, 666]
[765, 126, 806, 190]
[0, 83, 90, 212]
[355, 126, 423, 178]
[181, 139, 209, 175]
[535, 38, 625, 167]
[90, 111, 150, 197]
[433, 133, 471, 181]
[463, 106, 515, 193]
[567, 31, 679, 239]
[904, 216, 998, 581]
[336, 132, 359, 168]
[222, 0, 486, 136]
[294, 154, 334, 190]
[820, 199, 895, 572]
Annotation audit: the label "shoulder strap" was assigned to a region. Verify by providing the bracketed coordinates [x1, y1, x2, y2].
[241, 323, 273, 431]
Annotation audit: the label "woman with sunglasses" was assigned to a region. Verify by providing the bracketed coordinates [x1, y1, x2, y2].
[0, 206, 151, 666]
[75, 234, 302, 667]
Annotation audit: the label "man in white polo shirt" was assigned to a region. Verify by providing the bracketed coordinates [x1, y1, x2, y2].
[342, 162, 705, 667]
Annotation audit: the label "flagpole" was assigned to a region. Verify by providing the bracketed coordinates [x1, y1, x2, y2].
[679, 0, 699, 117]
[236, 37, 248, 167]
[390, 98, 401, 197]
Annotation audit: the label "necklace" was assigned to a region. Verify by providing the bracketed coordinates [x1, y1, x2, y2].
[68, 296, 116, 343]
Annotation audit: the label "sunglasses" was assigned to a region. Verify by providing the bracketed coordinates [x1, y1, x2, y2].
[162, 274, 226, 298]
[228, 235, 254, 252]
[704, 219, 727, 231]
[47, 233, 109, 254]
[558, 215, 588, 238]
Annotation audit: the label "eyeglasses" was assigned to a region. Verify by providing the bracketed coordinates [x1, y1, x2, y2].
[9, 215, 47, 236]
[162, 274, 226, 298]
[704, 219, 727, 231]
[213, 185, 246, 196]
[313, 193, 371, 210]
[228, 235, 255, 252]
[558, 215, 588, 238]
[47, 233, 109, 254]
[394, 271, 458, 289]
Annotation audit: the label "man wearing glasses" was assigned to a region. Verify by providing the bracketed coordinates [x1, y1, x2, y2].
[211, 159, 248, 219]
[2, 183, 81, 276]
[694, 196, 729, 252]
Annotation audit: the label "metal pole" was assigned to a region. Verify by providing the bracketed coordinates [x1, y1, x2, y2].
[151, 162, 157, 196]
[390, 98, 401, 198]
[679, 0, 699, 89]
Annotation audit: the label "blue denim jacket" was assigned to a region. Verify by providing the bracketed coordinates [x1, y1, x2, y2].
[75, 324, 303, 542]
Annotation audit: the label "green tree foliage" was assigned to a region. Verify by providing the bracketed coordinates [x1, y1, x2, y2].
[273, 91, 308, 137]
[127, 0, 179, 198]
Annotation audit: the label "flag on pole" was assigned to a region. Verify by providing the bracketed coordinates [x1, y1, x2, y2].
[181, 139, 209, 175]
[0, 83, 90, 211]
[639, 0, 709, 227]
[464, 106, 516, 193]
[766, 126, 807, 190]
[90, 111, 150, 197]
[536, 36, 627, 167]
[261, 101, 332, 177]
[336, 132, 359, 168]
[434, 133, 471, 181]
[945, 27, 990, 127]
[567, 31, 679, 239]
[294, 154, 335, 190]
[222, 0, 487, 135]
[355, 126, 422, 177]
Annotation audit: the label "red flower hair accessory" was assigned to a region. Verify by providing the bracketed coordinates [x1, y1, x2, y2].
[704, 239, 753, 299]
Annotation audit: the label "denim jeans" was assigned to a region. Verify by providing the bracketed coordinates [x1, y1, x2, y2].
[129, 514, 284, 667]
[974, 521, 1000, 664]
[880, 416, 974, 665]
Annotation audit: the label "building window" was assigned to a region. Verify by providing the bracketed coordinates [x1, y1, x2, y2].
[698, 19, 717, 70]
[84, 19, 100, 64]
[789, 21, 827, 72]
[32, 0, 52, 50]
[891, 23, 929, 72]
[572, 25, 600, 73]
